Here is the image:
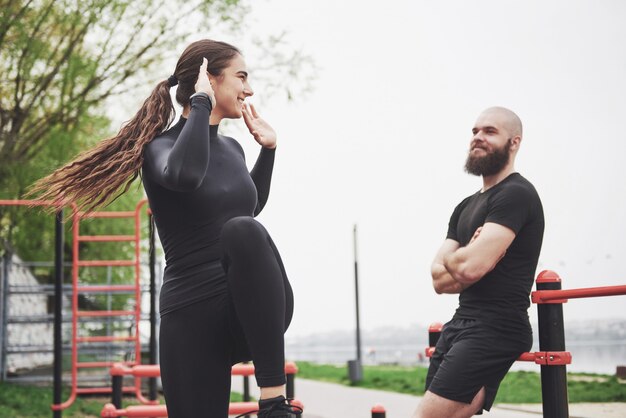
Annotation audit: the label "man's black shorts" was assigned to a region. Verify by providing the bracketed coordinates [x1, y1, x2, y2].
[425, 318, 532, 412]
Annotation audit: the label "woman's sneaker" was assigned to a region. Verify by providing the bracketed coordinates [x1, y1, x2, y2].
[236, 395, 303, 418]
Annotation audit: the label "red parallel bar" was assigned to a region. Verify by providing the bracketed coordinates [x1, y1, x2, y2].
[78, 235, 136, 242]
[110, 362, 299, 378]
[111, 364, 161, 378]
[77, 336, 136, 343]
[77, 310, 135, 317]
[77, 260, 135, 267]
[516, 351, 564, 364]
[77, 285, 136, 293]
[78, 361, 117, 369]
[518, 352, 535, 362]
[101, 400, 304, 417]
[77, 386, 137, 395]
[532, 285, 626, 304]
[80, 211, 135, 218]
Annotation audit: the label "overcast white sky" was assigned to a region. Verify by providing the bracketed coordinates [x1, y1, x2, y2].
[140, 0, 626, 337]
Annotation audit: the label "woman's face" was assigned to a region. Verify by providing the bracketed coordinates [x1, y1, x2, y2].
[211, 54, 254, 120]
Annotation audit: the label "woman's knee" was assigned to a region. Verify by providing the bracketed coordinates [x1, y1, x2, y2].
[221, 216, 267, 253]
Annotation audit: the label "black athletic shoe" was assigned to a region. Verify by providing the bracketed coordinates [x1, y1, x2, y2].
[236, 395, 303, 418]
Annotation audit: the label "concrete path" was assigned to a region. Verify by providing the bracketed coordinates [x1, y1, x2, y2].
[234, 377, 626, 418]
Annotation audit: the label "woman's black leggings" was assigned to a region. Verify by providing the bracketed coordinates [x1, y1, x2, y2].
[159, 216, 294, 418]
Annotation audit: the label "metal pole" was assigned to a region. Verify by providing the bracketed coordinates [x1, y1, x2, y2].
[53, 210, 64, 418]
[106, 266, 112, 365]
[354, 224, 362, 363]
[536, 270, 569, 418]
[243, 361, 250, 418]
[371, 404, 386, 418]
[148, 214, 157, 401]
[346, 224, 363, 383]
[0, 246, 10, 382]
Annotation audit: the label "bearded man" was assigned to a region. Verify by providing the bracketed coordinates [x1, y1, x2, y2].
[413, 107, 545, 418]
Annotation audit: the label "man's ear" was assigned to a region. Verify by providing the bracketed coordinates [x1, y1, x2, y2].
[510, 135, 522, 151]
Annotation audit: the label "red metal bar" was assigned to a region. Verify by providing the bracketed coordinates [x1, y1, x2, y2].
[77, 310, 135, 317]
[517, 351, 572, 365]
[80, 211, 135, 218]
[532, 285, 626, 304]
[77, 386, 137, 395]
[77, 260, 135, 267]
[77, 285, 136, 293]
[101, 400, 304, 417]
[111, 364, 162, 378]
[426, 347, 571, 366]
[77, 361, 134, 369]
[425, 347, 435, 358]
[77, 336, 136, 343]
[0, 199, 65, 207]
[110, 362, 299, 378]
[78, 235, 136, 242]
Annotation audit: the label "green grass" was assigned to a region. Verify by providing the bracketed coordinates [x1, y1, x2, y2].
[296, 362, 626, 404]
[0, 382, 245, 417]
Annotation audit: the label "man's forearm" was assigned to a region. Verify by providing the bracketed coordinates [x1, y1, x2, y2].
[432, 262, 467, 294]
[443, 247, 480, 284]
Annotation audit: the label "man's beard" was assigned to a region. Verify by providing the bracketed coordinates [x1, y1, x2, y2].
[464, 139, 512, 176]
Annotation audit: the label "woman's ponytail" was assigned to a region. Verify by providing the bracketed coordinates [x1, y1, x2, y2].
[28, 79, 175, 213]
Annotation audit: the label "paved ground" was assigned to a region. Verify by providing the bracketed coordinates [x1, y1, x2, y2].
[234, 377, 626, 418]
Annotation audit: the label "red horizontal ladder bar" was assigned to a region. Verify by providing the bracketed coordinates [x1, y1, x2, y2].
[77, 386, 138, 395]
[77, 336, 136, 343]
[80, 211, 135, 218]
[77, 361, 136, 369]
[76, 285, 136, 293]
[77, 310, 135, 318]
[78, 235, 136, 242]
[77, 260, 135, 267]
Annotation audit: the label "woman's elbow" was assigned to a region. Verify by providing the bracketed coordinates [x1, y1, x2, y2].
[164, 170, 204, 192]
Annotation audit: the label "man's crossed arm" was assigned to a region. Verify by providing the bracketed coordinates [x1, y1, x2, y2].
[430, 222, 515, 294]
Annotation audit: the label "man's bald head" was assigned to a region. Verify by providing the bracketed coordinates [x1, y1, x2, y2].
[478, 106, 523, 139]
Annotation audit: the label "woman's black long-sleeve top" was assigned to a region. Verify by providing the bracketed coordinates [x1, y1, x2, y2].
[141, 95, 275, 315]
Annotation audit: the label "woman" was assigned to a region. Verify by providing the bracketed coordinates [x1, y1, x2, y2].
[31, 39, 298, 418]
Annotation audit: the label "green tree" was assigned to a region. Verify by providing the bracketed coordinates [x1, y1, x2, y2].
[0, 0, 314, 257]
[0, 0, 248, 260]
[0, 0, 248, 181]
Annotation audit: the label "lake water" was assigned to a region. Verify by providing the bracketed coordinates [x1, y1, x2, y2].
[286, 340, 626, 375]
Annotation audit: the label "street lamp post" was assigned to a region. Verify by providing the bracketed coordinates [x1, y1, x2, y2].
[348, 224, 363, 383]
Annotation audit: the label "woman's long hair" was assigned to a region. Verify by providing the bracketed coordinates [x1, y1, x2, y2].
[28, 39, 240, 213]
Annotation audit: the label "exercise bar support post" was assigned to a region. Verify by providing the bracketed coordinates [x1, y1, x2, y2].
[371, 404, 386, 418]
[148, 213, 157, 401]
[535, 270, 569, 418]
[54, 210, 64, 418]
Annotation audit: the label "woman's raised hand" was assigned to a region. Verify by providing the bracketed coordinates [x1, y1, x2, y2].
[242, 103, 277, 149]
[195, 57, 216, 107]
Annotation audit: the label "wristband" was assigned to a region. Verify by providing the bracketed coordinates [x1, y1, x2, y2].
[190, 91, 210, 100]
[189, 91, 213, 110]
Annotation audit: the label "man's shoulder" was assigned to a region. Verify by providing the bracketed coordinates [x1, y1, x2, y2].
[499, 173, 540, 199]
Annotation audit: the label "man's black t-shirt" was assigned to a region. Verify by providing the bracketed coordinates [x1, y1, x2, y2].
[446, 173, 544, 326]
